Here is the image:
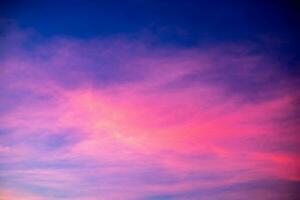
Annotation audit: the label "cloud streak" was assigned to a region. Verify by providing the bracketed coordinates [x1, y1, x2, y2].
[0, 27, 299, 199]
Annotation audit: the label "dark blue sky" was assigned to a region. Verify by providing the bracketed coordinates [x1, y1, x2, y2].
[1, 0, 299, 43]
[1, 0, 299, 75]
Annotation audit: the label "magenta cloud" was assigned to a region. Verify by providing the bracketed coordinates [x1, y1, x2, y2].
[0, 27, 299, 200]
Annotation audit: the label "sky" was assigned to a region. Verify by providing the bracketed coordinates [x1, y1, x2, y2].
[0, 0, 300, 199]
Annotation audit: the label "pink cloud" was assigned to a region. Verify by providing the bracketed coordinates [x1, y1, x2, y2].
[0, 28, 299, 199]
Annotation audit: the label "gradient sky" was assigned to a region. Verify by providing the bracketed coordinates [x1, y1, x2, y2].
[0, 1, 300, 200]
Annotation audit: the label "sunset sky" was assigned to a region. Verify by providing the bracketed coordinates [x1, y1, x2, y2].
[0, 1, 300, 199]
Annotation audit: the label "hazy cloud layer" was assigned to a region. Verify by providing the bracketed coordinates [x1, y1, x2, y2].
[0, 27, 299, 200]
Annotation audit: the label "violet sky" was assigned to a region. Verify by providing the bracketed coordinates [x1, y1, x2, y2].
[0, 1, 300, 200]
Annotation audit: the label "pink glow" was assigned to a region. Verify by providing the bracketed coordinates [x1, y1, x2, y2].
[0, 29, 299, 199]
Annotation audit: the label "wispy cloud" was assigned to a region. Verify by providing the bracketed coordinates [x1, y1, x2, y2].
[0, 27, 299, 199]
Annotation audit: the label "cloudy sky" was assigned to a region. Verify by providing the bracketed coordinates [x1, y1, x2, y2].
[0, 1, 299, 199]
